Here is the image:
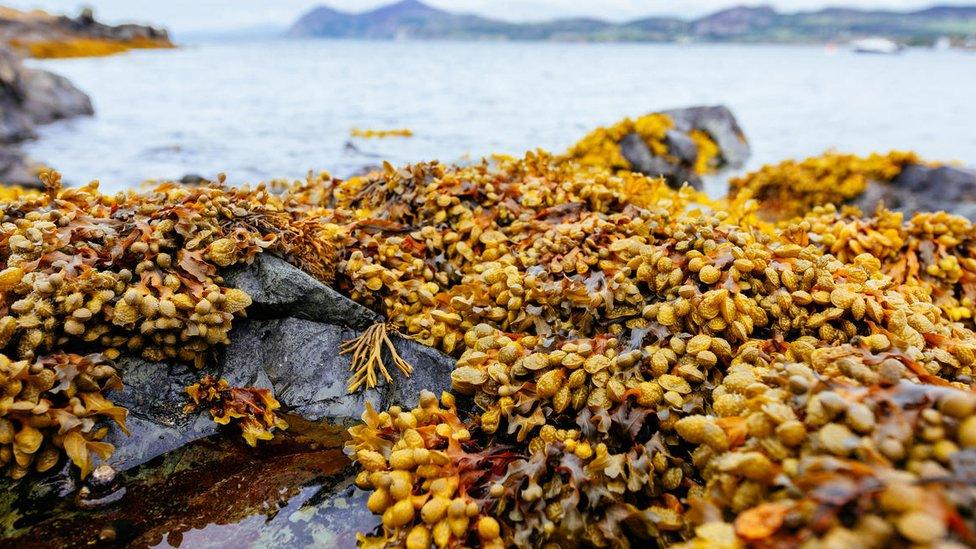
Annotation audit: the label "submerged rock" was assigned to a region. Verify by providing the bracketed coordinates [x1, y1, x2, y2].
[1, 425, 370, 548]
[107, 254, 455, 472]
[853, 164, 976, 219]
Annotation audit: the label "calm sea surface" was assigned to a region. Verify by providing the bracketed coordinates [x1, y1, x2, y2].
[21, 39, 976, 195]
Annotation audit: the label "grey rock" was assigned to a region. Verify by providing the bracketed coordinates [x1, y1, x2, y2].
[106, 255, 455, 471]
[664, 129, 699, 164]
[663, 105, 751, 167]
[223, 316, 454, 424]
[851, 164, 976, 219]
[621, 132, 701, 189]
[20, 68, 94, 125]
[225, 253, 379, 329]
[0, 47, 36, 143]
[106, 357, 221, 471]
[0, 46, 92, 146]
[0, 147, 44, 187]
[0, 43, 92, 187]
[615, 105, 749, 189]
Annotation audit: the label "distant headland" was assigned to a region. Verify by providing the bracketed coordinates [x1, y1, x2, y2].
[288, 0, 976, 46]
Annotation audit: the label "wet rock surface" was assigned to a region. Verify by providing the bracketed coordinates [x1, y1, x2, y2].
[853, 164, 976, 219]
[1, 426, 371, 548]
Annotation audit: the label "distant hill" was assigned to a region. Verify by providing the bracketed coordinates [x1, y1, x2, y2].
[287, 1, 976, 45]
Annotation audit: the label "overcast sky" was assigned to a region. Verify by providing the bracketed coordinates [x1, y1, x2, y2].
[3, 0, 970, 33]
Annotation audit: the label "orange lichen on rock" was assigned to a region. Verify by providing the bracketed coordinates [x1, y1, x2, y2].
[185, 375, 288, 446]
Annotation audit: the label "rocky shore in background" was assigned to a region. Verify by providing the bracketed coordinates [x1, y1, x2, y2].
[0, 45, 92, 186]
[0, 6, 174, 188]
[853, 163, 976, 219]
[620, 105, 751, 188]
[0, 6, 171, 57]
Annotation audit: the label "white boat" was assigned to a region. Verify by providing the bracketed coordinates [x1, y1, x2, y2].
[851, 37, 903, 54]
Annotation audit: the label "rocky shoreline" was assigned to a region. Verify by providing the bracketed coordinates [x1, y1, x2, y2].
[0, 7, 171, 59]
[0, 45, 92, 186]
[0, 7, 173, 188]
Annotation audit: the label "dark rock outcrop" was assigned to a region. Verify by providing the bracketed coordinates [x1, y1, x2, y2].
[620, 105, 750, 189]
[107, 254, 456, 472]
[0, 45, 93, 140]
[0, 147, 42, 185]
[19, 66, 93, 124]
[663, 105, 751, 168]
[0, 43, 93, 187]
[0, 47, 37, 143]
[852, 164, 976, 219]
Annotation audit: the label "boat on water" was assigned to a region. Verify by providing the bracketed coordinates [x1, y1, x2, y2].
[850, 37, 903, 54]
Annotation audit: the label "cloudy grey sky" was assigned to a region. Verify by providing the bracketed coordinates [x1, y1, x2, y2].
[3, 0, 970, 33]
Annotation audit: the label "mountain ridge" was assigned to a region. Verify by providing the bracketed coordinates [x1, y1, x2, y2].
[287, 1, 976, 44]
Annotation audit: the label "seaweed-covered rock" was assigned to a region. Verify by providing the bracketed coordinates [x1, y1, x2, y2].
[620, 132, 698, 188]
[0, 7, 171, 55]
[106, 254, 455, 471]
[663, 105, 751, 168]
[564, 104, 750, 189]
[853, 164, 976, 219]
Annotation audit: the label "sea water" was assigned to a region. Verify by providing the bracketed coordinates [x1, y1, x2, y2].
[21, 39, 976, 195]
